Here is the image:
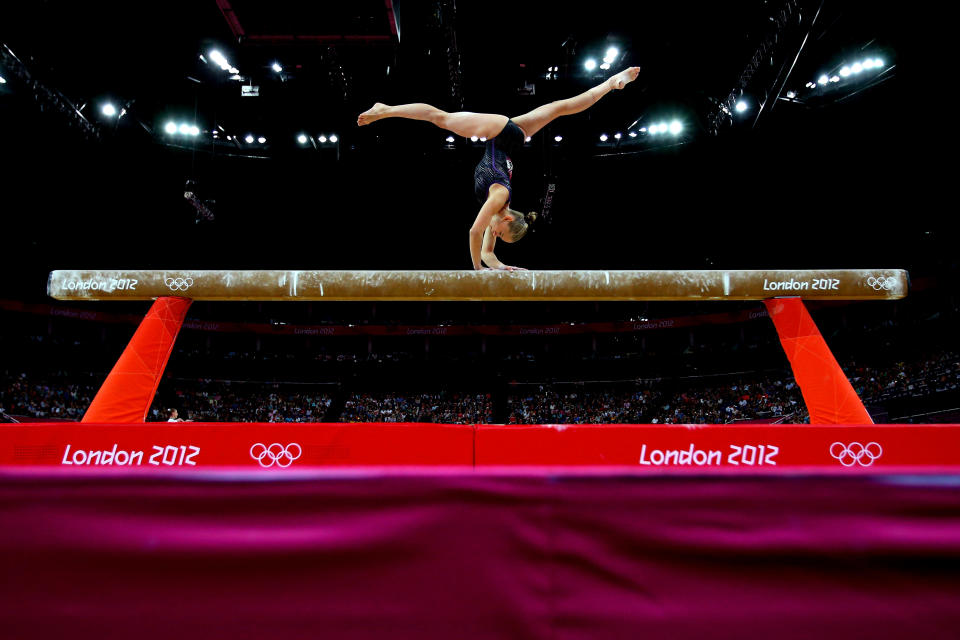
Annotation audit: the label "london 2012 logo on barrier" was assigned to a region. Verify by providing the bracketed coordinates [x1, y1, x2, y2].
[250, 443, 302, 468]
[867, 276, 894, 291]
[164, 277, 194, 292]
[829, 442, 882, 467]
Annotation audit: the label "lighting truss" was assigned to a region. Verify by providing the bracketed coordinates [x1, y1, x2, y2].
[1, 43, 101, 142]
[707, 0, 806, 136]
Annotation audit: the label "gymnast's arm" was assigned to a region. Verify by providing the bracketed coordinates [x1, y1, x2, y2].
[480, 226, 504, 269]
[469, 186, 509, 270]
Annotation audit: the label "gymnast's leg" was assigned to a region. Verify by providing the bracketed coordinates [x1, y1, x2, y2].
[510, 66, 640, 138]
[357, 102, 509, 140]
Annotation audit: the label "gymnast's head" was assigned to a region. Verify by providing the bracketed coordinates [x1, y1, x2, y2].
[493, 208, 537, 243]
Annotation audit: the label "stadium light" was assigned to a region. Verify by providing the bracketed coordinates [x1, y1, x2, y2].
[209, 50, 231, 71]
[189, 126, 200, 136]
[639, 127, 647, 133]
[554, 135, 563, 142]
[818, 75, 829, 85]
[786, 91, 796, 99]
[0, 75, 7, 84]
[840, 66, 851, 77]
[245, 134, 254, 143]
[164, 122, 177, 134]
[330, 135, 338, 143]
[668, 120, 682, 135]
[874, 58, 884, 68]
[525, 137, 531, 142]
[851, 62, 863, 74]
[179, 124, 190, 134]
[628, 131, 637, 138]
[258, 136, 266, 144]
[445, 136, 455, 143]
[599, 62, 611, 70]
[101, 103, 116, 117]
[604, 47, 619, 64]
[614, 132, 622, 139]
[599, 133, 608, 142]
[319, 135, 328, 143]
[584, 59, 597, 71]
[470, 135, 478, 142]
[830, 75, 840, 83]
[862, 59, 875, 70]
[297, 134, 308, 144]
[735, 100, 748, 113]
[272, 63, 283, 73]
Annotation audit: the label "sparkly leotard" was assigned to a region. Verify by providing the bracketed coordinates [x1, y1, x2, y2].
[473, 119, 525, 204]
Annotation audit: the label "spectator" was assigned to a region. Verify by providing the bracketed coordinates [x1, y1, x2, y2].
[2, 351, 958, 424]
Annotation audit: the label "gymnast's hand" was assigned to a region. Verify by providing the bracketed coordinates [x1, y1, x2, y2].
[475, 265, 526, 271]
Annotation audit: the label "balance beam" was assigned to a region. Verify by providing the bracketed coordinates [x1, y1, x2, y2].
[47, 269, 909, 302]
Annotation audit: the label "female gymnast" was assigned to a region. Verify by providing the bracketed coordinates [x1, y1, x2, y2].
[358, 66, 640, 270]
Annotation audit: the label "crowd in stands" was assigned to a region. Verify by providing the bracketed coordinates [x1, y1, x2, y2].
[849, 351, 960, 402]
[0, 372, 99, 420]
[341, 391, 494, 423]
[149, 380, 334, 423]
[2, 351, 959, 424]
[506, 374, 804, 425]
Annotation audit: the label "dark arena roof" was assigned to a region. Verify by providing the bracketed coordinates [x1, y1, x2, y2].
[0, 0, 932, 285]
[0, 0, 949, 400]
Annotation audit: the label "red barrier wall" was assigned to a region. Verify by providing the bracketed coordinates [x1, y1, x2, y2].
[475, 424, 960, 468]
[4, 423, 960, 470]
[1, 423, 476, 467]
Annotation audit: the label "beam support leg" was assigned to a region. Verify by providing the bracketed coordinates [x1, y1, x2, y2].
[764, 297, 872, 424]
[82, 297, 192, 423]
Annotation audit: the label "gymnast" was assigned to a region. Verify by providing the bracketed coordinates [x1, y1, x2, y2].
[357, 66, 641, 270]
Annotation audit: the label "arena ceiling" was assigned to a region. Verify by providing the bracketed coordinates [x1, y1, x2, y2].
[0, 0, 927, 291]
[1, 0, 904, 155]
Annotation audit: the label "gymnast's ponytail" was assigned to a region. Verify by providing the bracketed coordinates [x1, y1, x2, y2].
[506, 208, 538, 242]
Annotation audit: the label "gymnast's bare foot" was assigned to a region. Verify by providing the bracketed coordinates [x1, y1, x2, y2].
[609, 67, 641, 90]
[357, 103, 390, 126]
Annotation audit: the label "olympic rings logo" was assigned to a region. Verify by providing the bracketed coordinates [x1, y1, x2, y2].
[250, 442, 302, 468]
[829, 441, 883, 467]
[867, 276, 893, 291]
[164, 277, 194, 292]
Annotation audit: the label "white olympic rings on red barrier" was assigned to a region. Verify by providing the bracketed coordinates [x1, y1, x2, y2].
[829, 441, 883, 467]
[250, 442, 302, 468]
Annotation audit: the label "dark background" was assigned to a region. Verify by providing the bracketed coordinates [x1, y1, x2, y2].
[0, 1, 952, 411]
[0, 1, 939, 282]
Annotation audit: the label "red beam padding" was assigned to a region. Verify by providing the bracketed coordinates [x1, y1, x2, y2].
[764, 297, 873, 424]
[1, 423, 475, 467]
[83, 296, 192, 423]
[2, 472, 959, 639]
[475, 424, 960, 469]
